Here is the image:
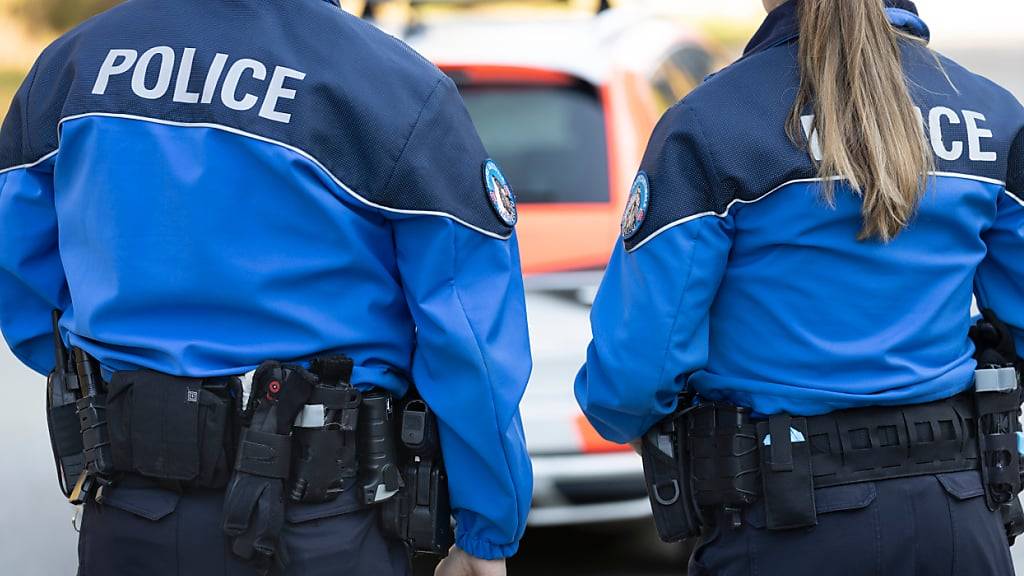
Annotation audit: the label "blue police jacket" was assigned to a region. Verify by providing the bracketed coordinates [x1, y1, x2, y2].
[0, 0, 531, 559]
[576, 0, 1024, 443]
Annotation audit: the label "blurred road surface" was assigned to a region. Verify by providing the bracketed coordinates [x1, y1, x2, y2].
[0, 46, 1021, 576]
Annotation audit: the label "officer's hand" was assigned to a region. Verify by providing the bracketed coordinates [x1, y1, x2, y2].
[434, 546, 507, 576]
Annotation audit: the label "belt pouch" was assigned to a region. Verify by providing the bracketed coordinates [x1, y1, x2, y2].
[757, 414, 817, 530]
[289, 384, 361, 503]
[108, 371, 202, 482]
[640, 410, 701, 542]
[196, 386, 233, 487]
[976, 388, 1023, 510]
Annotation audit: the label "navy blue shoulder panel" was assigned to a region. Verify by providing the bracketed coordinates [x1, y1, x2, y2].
[623, 101, 727, 251]
[914, 50, 1024, 179]
[3, 0, 510, 236]
[1010, 129, 1024, 197]
[624, 45, 814, 251]
[626, 40, 1024, 251]
[0, 61, 42, 169]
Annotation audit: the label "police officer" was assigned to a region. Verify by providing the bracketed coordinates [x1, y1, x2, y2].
[0, 0, 531, 574]
[576, 0, 1023, 574]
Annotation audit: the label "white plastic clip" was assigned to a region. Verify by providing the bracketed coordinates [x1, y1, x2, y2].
[295, 404, 326, 428]
[975, 367, 1018, 394]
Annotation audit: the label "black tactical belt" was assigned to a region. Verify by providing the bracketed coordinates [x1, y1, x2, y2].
[688, 392, 980, 512]
[801, 392, 980, 487]
[755, 393, 987, 529]
[645, 389, 1020, 539]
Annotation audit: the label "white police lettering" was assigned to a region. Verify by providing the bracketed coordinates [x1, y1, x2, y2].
[92, 49, 137, 95]
[928, 107, 963, 161]
[131, 46, 175, 100]
[92, 47, 306, 125]
[201, 53, 229, 105]
[173, 48, 201, 104]
[222, 58, 267, 112]
[800, 115, 823, 162]
[963, 111, 998, 162]
[260, 67, 307, 123]
[801, 107, 998, 163]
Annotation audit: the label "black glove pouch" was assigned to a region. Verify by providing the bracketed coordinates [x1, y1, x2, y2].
[107, 370, 235, 487]
[641, 410, 703, 542]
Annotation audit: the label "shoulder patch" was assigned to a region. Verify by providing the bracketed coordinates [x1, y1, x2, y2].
[483, 159, 517, 227]
[621, 172, 650, 240]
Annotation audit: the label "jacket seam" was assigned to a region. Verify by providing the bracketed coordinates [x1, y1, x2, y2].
[1005, 188, 1024, 207]
[447, 221, 522, 546]
[650, 219, 706, 420]
[52, 112, 509, 239]
[628, 172, 1009, 253]
[20, 62, 42, 161]
[687, 103, 728, 214]
[0, 149, 60, 175]
[378, 76, 446, 208]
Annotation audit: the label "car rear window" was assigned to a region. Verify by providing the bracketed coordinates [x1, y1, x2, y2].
[457, 83, 610, 204]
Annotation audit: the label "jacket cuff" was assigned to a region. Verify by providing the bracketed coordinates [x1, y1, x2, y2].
[456, 531, 521, 560]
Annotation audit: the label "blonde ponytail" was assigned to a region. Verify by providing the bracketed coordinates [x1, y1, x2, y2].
[787, 0, 933, 242]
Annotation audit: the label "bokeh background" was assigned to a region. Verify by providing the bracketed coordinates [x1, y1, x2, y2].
[0, 1, 1022, 574]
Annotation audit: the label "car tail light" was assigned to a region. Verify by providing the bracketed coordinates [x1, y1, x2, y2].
[575, 414, 631, 454]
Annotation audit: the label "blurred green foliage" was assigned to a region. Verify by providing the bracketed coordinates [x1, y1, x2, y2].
[16, 0, 121, 31]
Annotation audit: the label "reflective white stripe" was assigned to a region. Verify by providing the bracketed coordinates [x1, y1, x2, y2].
[56, 112, 512, 240]
[0, 148, 59, 176]
[627, 171, 1010, 253]
[627, 176, 840, 252]
[1006, 188, 1024, 207]
[931, 171, 1006, 187]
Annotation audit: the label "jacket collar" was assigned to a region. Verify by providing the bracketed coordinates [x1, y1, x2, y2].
[321, 0, 340, 6]
[743, 0, 929, 58]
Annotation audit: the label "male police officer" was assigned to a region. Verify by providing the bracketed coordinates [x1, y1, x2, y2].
[0, 0, 532, 574]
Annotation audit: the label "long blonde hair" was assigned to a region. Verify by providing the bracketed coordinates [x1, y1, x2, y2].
[787, 0, 933, 242]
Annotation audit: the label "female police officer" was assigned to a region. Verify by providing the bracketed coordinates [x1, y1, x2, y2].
[0, 0, 529, 574]
[576, 0, 1024, 574]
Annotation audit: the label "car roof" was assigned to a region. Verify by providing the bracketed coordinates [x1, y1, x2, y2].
[402, 7, 704, 85]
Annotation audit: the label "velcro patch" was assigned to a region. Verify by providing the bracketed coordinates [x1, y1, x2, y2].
[621, 171, 649, 240]
[483, 159, 517, 227]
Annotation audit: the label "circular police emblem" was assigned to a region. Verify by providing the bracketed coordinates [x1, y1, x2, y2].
[621, 172, 649, 240]
[483, 159, 517, 227]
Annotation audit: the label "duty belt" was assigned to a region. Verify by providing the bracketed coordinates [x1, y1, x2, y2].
[687, 393, 983, 514]
[45, 334, 454, 558]
[642, 382, 1024, 540]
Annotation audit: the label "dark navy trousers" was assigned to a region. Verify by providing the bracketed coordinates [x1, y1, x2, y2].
[690, 471, 1015, 576]
[77, 476, 411, 576]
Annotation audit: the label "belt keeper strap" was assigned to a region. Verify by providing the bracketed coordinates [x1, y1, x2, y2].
[758, 415, 817, 530]
[308, 386, 361, 432]
[235, 428, 292, 479]
[310, 356, 355, 388]
[768, 415, 794, 472]
[308, 386, 361, 410]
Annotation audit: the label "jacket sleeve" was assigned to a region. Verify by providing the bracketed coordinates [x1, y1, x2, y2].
[575, 104, 734, 443]
[975, 129, 1024, 355]
[0, 63, 68, 375]
[383, 77, 532, 560]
